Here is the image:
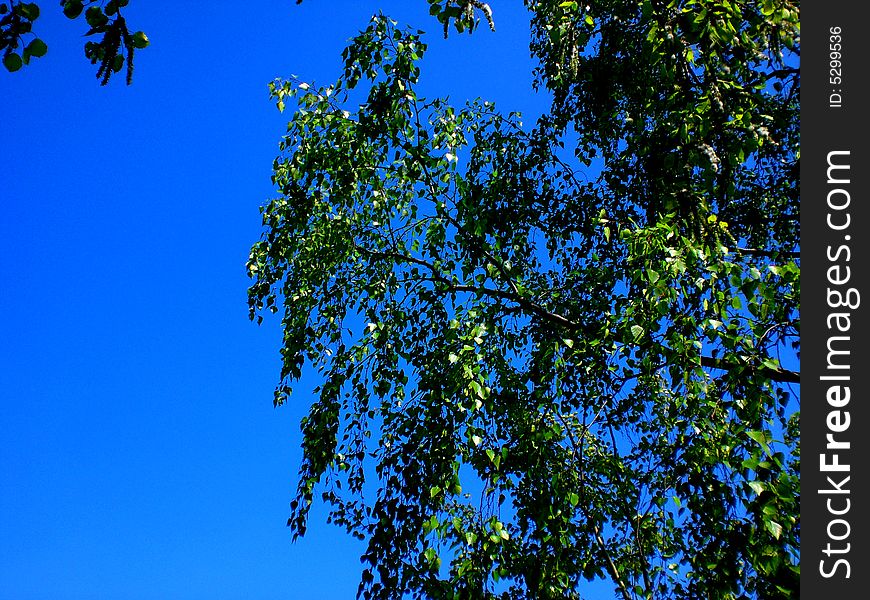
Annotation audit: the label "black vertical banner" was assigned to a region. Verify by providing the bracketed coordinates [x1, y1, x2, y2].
[802, 2, 870, 595]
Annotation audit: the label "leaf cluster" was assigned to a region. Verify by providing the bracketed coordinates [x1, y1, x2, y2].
[1, 0, 148, 83]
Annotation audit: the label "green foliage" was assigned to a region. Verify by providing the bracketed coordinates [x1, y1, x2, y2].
[425, 0, 496, 37]
[251, 2, 799, 598]
[1, 0, 147, 84]
[1, 1, 42, 70]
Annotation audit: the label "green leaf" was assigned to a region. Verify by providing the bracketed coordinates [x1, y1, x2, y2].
[469, 380, 486, 399]
[18, 2, 39, 20]
[742, 456, 760, 470]
[630, 324, 645, 342]
[747, 481, 765, 495]
[130, 31, 150, 49]
[25, 38, 47, 58]
[85, 6, 108, 28]
[746, 430, 767, 444]
[3, 53, 23, 72]
[761, 358, 780, 371]
[765, 519, 783, 540]
[63, 1, 84, 19]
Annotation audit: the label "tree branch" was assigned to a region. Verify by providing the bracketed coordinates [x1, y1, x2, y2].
[556, 411, 633, 600]
[700, 354, 799, 384]
[355, 245, 580, 329]
[594, 525, 633, 600]
[355, 245, 801, 384]
[735, 247, 799, 259]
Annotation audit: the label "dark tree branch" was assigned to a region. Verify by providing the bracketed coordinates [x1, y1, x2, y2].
[594, 525, 633, 600]
[355, 245, 801, 384]
[735, 247, 800, 259]
[700, 354, 799, 384]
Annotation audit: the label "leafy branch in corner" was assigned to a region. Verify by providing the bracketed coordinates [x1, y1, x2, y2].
[1, 0, 148, 84]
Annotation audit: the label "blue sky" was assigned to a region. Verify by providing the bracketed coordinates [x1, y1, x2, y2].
[0, 2, 549, 598]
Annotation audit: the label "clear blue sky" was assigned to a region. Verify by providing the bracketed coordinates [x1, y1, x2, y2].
[0, 2, 549, 598]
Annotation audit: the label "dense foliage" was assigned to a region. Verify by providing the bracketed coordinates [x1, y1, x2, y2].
[249, 1, 800, 598]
